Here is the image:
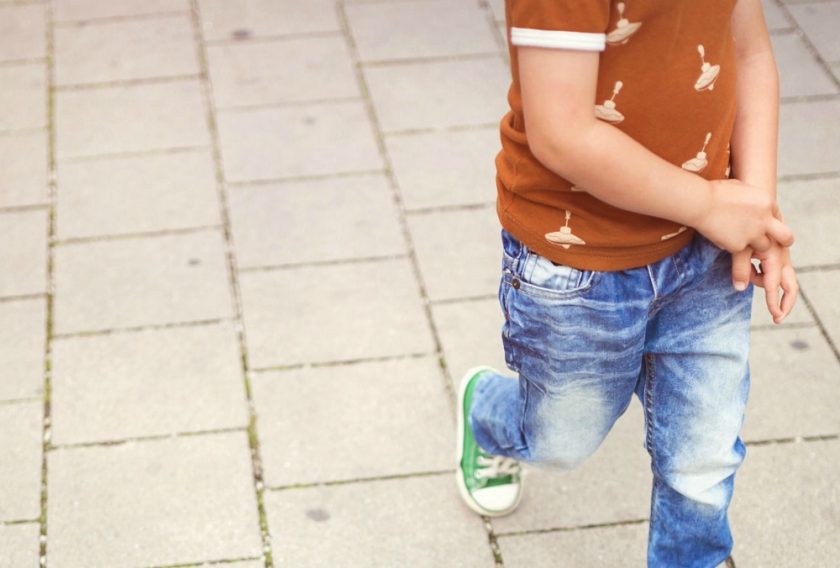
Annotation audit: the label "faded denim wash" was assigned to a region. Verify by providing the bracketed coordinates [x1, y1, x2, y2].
[470, 228, 753, 567]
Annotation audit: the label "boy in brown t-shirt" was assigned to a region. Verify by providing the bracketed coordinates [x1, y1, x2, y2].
[455, 1, 798, 565]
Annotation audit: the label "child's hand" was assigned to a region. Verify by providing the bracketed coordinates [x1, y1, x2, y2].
[693, 179, 794, 254]
[731, 241, 798, 324]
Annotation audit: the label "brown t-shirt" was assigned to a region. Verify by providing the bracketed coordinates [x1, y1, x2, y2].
[497, 0, 738, 270]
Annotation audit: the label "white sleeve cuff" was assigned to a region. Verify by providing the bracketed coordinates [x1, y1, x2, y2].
[510, 27, 606, 52]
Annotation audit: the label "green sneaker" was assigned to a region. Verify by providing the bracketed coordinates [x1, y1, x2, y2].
[456, 366, 523, 517]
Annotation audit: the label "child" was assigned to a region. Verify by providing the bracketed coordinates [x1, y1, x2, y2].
[455, 0, 799, 566]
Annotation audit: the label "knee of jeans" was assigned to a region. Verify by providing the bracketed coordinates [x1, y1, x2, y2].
[528, 428, 605, 470]
[657, 439, 746, 509]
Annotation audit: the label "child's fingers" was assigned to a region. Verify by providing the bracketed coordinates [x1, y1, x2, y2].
[778, 264, 799, 320]
[731, 249, 753, 291]
[760, 260, 783, 322]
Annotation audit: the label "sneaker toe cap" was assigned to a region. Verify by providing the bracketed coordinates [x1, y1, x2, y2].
[472, 483, 521, 514]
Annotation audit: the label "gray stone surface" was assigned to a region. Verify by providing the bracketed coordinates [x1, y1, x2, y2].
[499, 522, 648, 567]
[763, 0, 792, 31]
[492, 403, 652, 534]
[55, 79, 209, 159]
[53, 230, 233, 334]
[199, 0, 340, 41]
[0, 298, 45, 401]
[263, 473, 495, 567]
[345, 0, 498, 62]
[433, 297, 509, 387]
[56, 149, 221, 239]
[54, 0, 189, 22]
[745, 326, 840, 442]
[788, 1, 840, 64]
[408, 207, 502, 301]
[0, 130, 47, 207]
[799, 269, 840, 346]
[239, 258, 435, 368]
[54, 14, 199, 86]
[253, 356, 453, 487]
[0, 523, 40, 568]
[47, 432, 262, 568]
[50, 322, 248, 445]
[207, 35, 359, 108]
[0, 3, 46, 63]
[364, 56, 510, 132]
[0, 209, 47, 297]
[216, 101, 382, 182]
[228, 173, 405, 268]
[0, 63, 45, 131]
[730, 439, 840, 566]
[487, 0, 504, 22]
[386, 127, 499, 211]
[772, 32, 838, 97]
[775, 177, 840, 268]
[778, 100, 840, 177]
[0, 401, 43, 521]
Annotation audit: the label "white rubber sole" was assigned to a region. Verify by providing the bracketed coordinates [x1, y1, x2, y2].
[455, 365, 523, 517]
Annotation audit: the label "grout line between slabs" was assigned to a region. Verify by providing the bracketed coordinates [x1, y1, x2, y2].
[265, 468, 454, 492]
[58, 144, 212, 163]
[48, 426, 250, 452]
[494, 518, 649, 539]
[249, 351, 437, 374]
[148, 555, 263, 568]
[53, 73, 201, 92]
[334, 2, 505, 565]
[775, 0, 840, 92]
[38, 0, 56, 563]
[797, 287, 840, 363]
[52, 10, 190, 27]
[51, 317, 235, 341]
[189, 1, 274, 565]
[204, 29, 344, 46]
[53, 224, 223, 246]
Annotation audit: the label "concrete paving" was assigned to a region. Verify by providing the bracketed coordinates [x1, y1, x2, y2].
[0, 0, 838, 566]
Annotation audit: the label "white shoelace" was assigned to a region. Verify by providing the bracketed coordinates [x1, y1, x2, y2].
[475, 455, 521, 479]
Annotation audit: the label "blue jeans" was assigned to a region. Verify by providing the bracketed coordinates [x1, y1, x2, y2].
[470, 228, 753, 567]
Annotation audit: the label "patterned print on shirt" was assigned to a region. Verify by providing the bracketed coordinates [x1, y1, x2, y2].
[545, 210, 586, 249]
[607, 2, 642, 45]
[595, 81, 625, 123]
[682, 132, 712, 172]
[694, 45, 720, 91]
[660, 225, 688, 241]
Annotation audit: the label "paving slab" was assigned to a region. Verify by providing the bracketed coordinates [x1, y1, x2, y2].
[0, 63, 46, 132]
[50, 322, 248, 445]
[788, 1, 840, 64]
[54, 0, 189, 22]
[492, 402, 652, 534]
[207, 35, 359, 108]
[408, 207, 502, 301]
[385, 127, 499, 211]
[53, 230, 233, 335]
[54, 14, 199, 86]
[0, 130, 48, 207]
[263, 473, 494, 567]
[199, 0, 340, 41]
[216, 101, 382, 182]
[775, 176, 840, 268]
[0, 298, 45, 401]
[432, 297, 509, 386]
[0, 401, 43, 521]
[47, 432, 262, 568]
[364, 56, 510, 133]
[487, 0, 504, 22]
[0, 209, 47, 298]
[798, 269, 840, 346]
[498, 522, 649, 568]
[763, 0, 793, 31]
[55, 79, 210, 159]
[0, 3, 46, 63]
[252, 356, 452, 487]
[0, 522, 40, 568]
[744, 326, 840, 442]
[778, 99, 840, 177]
[56, 149, 221, 239]
[772, 32, 838, 97]
[228, 174, 404, 268]
[730, 439, 840, 566]
[238, 258, 434, 368]
[345, 0, 498, 62]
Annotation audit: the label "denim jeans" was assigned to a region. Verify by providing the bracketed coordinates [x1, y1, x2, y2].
[470, 228, 753, 567]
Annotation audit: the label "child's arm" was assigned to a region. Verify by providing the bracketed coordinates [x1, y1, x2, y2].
[728, 0, 798, 321]
[518, 48, 793, 256]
